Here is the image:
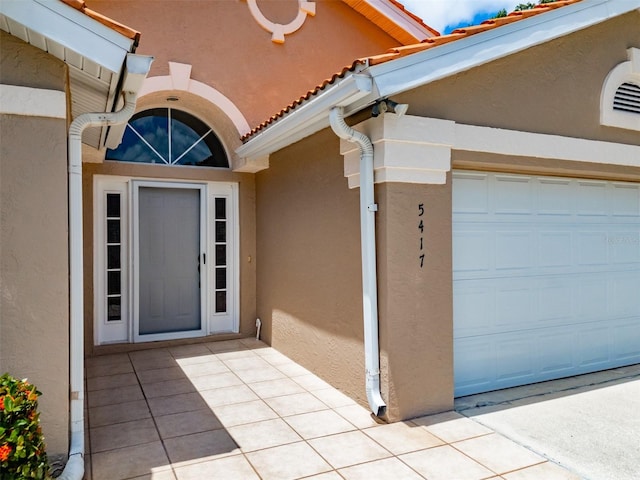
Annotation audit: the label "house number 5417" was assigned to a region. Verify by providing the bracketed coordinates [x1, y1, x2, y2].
[418, 203, 425, 268]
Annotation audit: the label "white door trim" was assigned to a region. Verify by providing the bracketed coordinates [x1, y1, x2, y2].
[93, 175, 239, 345]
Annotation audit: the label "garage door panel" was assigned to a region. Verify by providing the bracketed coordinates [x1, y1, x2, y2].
[611, 183, 640, 217]
[494, 175, 534, 214]
[612, 320, 640, 361]
[539, 231, 573, 268]
[495, 231, 533, 270]
[454, 171, 640, 397]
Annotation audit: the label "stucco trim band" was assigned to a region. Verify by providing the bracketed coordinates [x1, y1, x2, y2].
[0, 84, 66, 119]
[340, 114, 640, 188]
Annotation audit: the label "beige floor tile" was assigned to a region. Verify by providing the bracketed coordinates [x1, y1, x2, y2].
[174, 353, 219, 367]
[238, 337, 268, 349]
[400, 444, 494, 480]
[284, 409, 356, 439]
[227, 418, 301, 452]
[304, 473, 344, 480]
[174, 454, 259, 480]
[246, 441, 332, 480]
[213, 399, 279, 427]
[91, 441, 170, 480]
[199, 384, 259, 408]
[206, 339, 249, 353]
[264, 391, 328, 417]
[86, 361, 134, 378]
[247, 377, 306, 399]
[87, 384, 144, 408]
[129, 471, 176, 480]
[90, 418, 159, 453]
[137, 367, 186, 384]
[168, 343, 211, 358]
[259, 351, 294, 365]
[147, 392, 209, 417]
[128, 348, 171, 361]
[292, 374, 332, 391]
[502, 461, 581, 480]
[89, 399, 150, 428]
[453, 433, 545, 475]
[178, 359, 229, 378]
[339, 457, 425, 480]
[141, 378, 197, 399]
[364, 421, 444, 455]
[189, 371, 243, 391]
[213, 348, 257, 361]
[164, 429, 240, 465]
[412, 411, 493, 443]
[334, 404, 383, 429]
[274, 362, 311, 377]
[131, 355, 178, 372]
[308, 430, 392, 469]
[87, 373, 139, 392]
[233, 365, 286, 384]
[311, 387, 357, 409]
[155, 408, 223, 439]
[86, 353, 131, 368]
[222, 355, 271, 372]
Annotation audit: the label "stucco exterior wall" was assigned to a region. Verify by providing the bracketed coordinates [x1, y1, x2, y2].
[397, 11, 640, 148]
[256, 128, 369, 406]
[376, 181, 454, 420]
[0, 32, 70, 459]
[88, 0, 401, 128]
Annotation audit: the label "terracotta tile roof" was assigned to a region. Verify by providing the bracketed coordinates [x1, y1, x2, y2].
[60, 0, 140, 45]
[342, 0, 439, 44]
[241, 0, 581, 142]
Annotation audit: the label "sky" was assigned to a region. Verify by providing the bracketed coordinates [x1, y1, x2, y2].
[400, 1, 530, 34]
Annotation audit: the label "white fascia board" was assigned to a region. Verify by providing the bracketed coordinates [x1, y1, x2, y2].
[236, 73, 377, 159]
[367, 0, 436, 40]
[0, 0, 134, 73]
[371, 0, 640, 98]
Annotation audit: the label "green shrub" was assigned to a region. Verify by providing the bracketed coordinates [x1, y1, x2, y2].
[0, 373, 49, 479]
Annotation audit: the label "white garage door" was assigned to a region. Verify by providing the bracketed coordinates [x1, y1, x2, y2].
[453, 171, 640, 397]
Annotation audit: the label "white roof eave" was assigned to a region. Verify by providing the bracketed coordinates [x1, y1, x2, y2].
[237, 0, 640, 161]
[0, 0, 135, 73]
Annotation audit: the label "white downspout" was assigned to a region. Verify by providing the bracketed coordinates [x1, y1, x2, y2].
[59, 54, 153, 480]
[329, 106, 386, 417]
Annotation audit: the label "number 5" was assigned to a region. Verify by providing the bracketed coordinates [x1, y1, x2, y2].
[418, 203, 424, 216]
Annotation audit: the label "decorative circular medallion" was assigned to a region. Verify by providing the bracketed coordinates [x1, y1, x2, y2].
[246, 0, 316, 44]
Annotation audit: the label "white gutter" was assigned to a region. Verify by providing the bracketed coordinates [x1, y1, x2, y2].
[329, 107, 386, 417]
[237, 0, 639, 163]
[59, 53, 153, 480]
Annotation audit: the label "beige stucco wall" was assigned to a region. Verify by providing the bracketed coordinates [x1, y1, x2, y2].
[88, 0, 402, 128]
[0, 31, 70, 459]
[397, 11, 640, 148]
[376, 181, 454, 420]
[256, 128, 369, 406]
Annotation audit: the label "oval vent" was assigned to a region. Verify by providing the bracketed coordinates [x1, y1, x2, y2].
[613, 82, 640, 114]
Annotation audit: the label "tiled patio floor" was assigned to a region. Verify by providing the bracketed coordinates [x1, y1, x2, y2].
[83, 338, 579, 480]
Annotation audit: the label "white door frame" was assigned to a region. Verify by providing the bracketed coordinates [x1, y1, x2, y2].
[93, 175, 239, 345]
[132, 180, 207, 343]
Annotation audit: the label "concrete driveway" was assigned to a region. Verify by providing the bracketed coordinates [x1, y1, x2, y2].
[455, 364, 640, 480]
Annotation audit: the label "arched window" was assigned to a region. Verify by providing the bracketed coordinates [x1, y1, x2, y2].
[106, 108, 229, 168]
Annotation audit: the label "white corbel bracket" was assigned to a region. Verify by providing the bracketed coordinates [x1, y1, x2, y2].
[340, 114, 454, 188]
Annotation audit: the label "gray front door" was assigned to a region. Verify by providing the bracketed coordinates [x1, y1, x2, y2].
[138, 187, 201, 335]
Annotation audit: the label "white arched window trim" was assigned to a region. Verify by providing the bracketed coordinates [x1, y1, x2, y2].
[138, 62, 251, 137]
[600, 47, 640, 131]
